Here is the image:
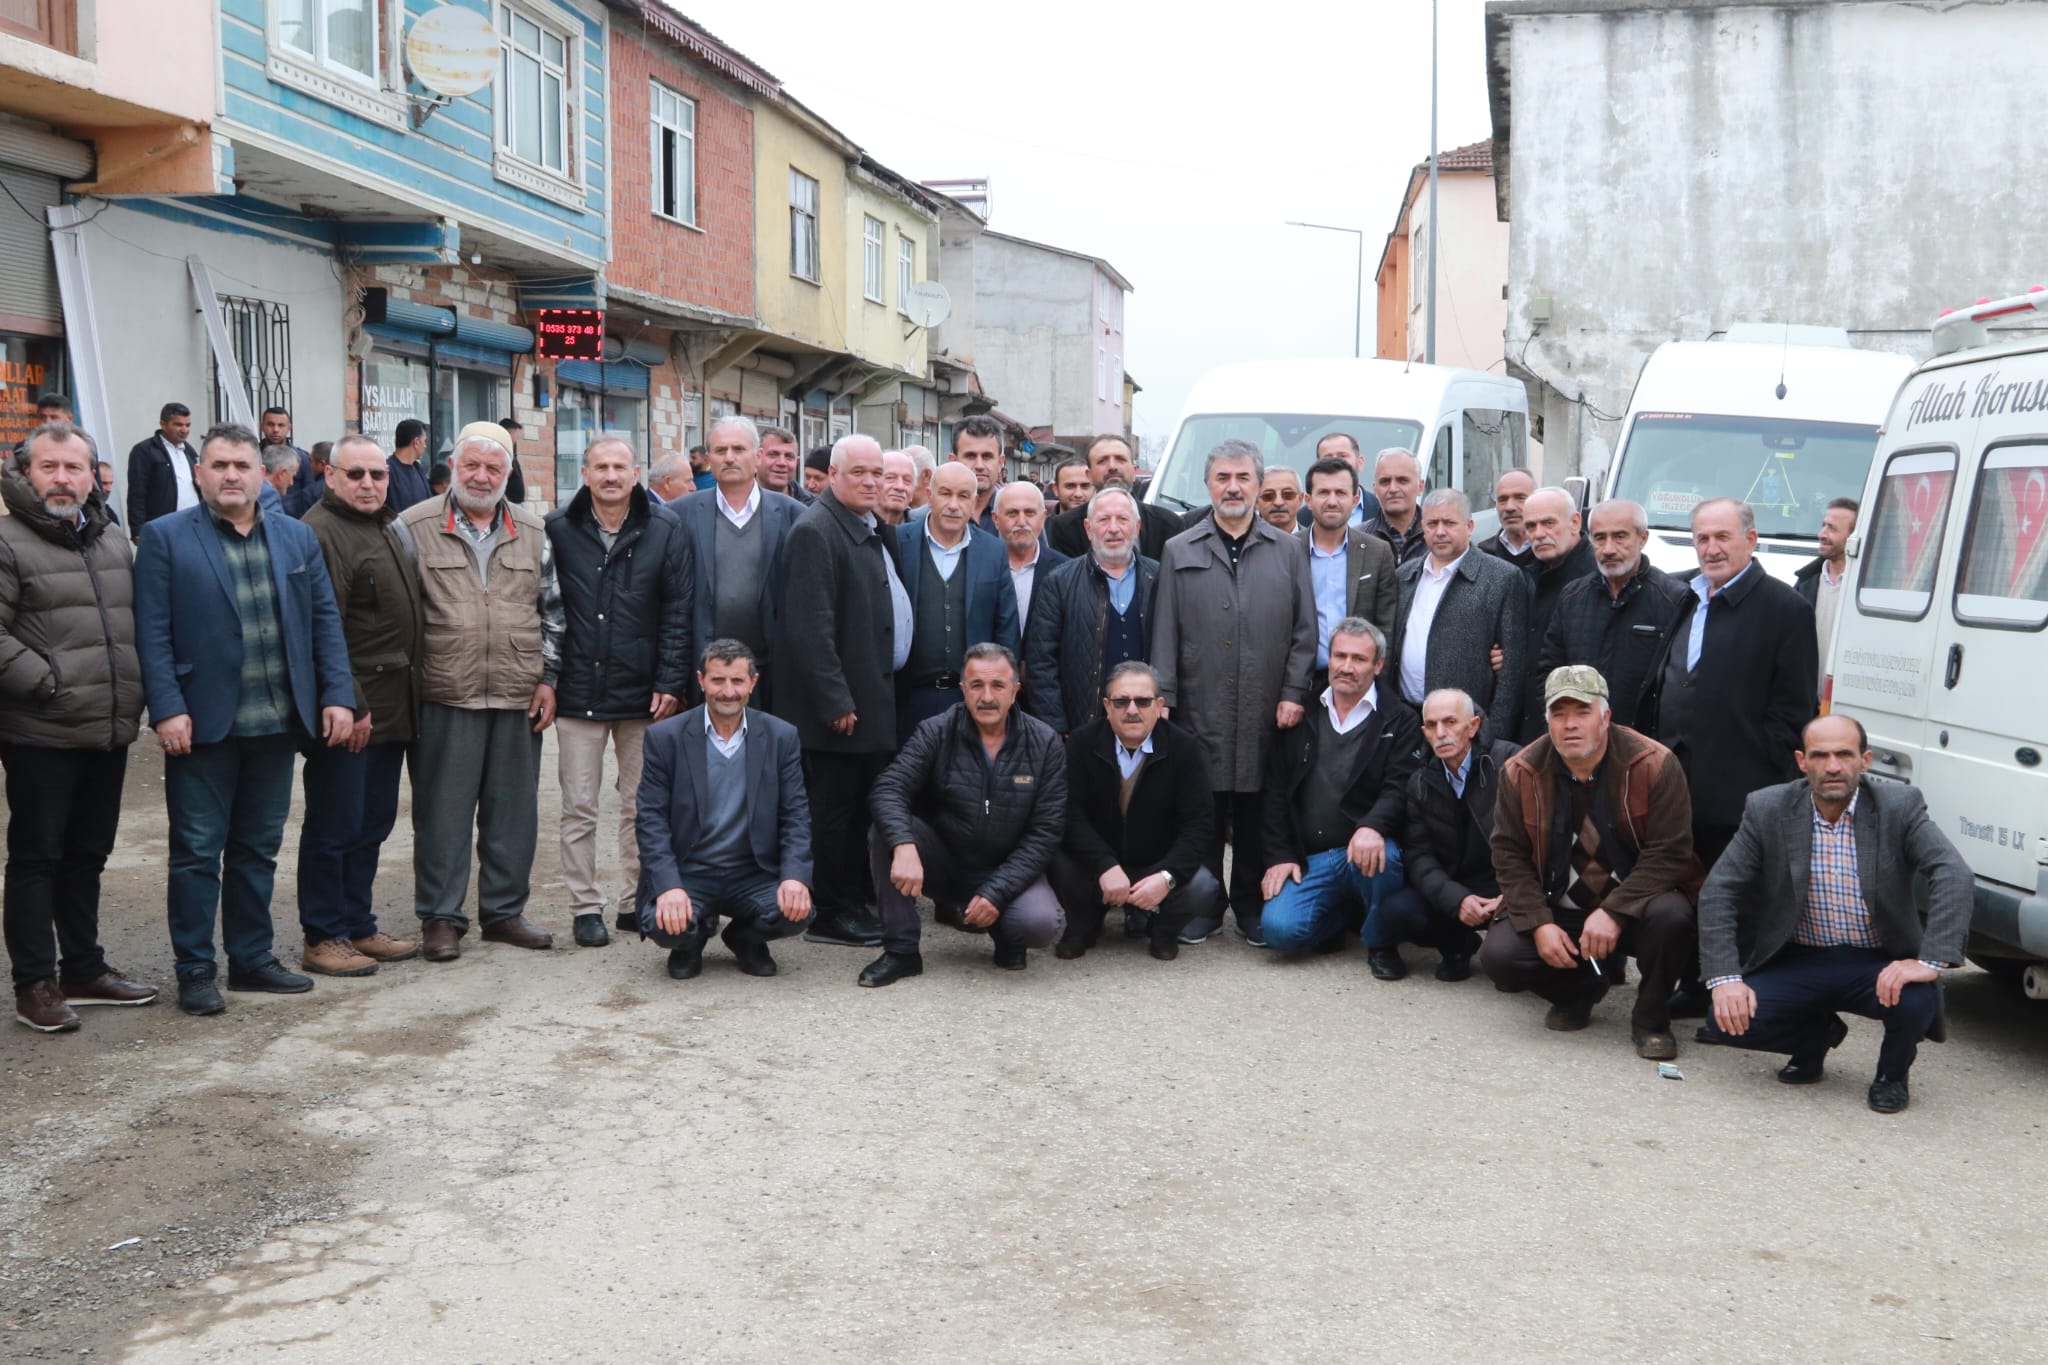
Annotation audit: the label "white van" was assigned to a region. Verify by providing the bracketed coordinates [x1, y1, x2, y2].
[1143, 358, 1531, 519]
[1828, 290, 2048, 990]
[1604, 327, 1913, 583]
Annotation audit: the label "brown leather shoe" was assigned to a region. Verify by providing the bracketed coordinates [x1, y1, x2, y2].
[350, 931, 420, 963]
[302, 938, 379, 977]
[421, 919, 463, 962]
[480, 915, 553, 950]
[64, 970, 159, 1007]
[16, 981, 80, 1033]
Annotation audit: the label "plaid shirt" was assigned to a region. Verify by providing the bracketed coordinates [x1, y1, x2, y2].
[1794, 791, 1882, 949]
[211, 508, 292, 738]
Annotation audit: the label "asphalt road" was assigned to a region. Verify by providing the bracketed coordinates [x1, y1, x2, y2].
[4, 738, 2046, 1363]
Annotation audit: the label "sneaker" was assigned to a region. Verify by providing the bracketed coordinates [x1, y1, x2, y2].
[177, 977, 226, 1016]
[350, 932, 420, 963]
[15, 981, 80, 1033]
[302, 939, 379, 978]
[225, 960, 314, 994]
[572, 913, 611, 948]
[1179, 915, 1222, 946]
[64, 970, 159, 1007]
[1239, 919, 1268, 948]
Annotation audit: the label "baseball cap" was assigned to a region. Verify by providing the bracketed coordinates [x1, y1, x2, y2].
[1544, 664, 1609, 712]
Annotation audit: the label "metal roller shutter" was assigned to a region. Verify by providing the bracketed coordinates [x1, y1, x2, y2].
[0, 165, 59, 322]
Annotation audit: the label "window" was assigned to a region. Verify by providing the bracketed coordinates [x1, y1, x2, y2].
[499, 3, 574, 177]
[1096, 347, 1107, 402]
[1149, 412, 1423, 513]
[1857, 448, 1956, 620]
[1611, 414, 1884, 538]
[649, 82, 696, 225]
[211, 295, 292, 426]
[897, 236, 915, 314]
[278, 0, 379, 84]
[790, 170, 820, 282]
[1460, 408, 1523, 504]
[1097, 276, 1109, 324]
[1, 0, 77, 54]
[1954, 443, 2048, 628]
[1427, 424, 1454, 492]
[862, 216, 885, 303]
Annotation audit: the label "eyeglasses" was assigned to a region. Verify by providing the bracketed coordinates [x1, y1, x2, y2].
[1107, 695, 1159, 711]
[338, 466, 390, 483]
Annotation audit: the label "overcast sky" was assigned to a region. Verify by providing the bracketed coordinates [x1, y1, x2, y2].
[672, 0, 1499, 441]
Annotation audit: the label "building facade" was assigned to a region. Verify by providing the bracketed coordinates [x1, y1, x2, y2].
[1374, 139, 1509, 375]
[970, 228, 1131, 449]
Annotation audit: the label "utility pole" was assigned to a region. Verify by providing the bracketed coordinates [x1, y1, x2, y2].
[1426, 0, 1439, 365]
[1284, 220, 1365, 358]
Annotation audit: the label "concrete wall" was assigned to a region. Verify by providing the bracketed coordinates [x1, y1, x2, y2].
[1493, 0, 2048, 476]
[1403, 171, 1509, 372]
[932, 200, 981, 371]
[751, 101, 846, 353]
[81, 202, 344, 464]
[842, 174, 931, 378]
[973, 235, 1113, 436]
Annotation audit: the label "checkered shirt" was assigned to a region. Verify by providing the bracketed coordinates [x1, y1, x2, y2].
[211, 509, 291, 738]
[1794, 791, 1881, 949]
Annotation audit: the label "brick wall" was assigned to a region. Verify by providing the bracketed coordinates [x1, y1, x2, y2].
[609, 31, 755, 319]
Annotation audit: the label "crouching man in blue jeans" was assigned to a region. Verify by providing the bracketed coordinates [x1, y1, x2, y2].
[1257, 618, 1421, 972]
[636, 640, 812, 981]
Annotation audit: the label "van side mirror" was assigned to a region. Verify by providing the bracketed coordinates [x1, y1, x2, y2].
[1563, 475, 1590, 513]
[1845, 532, 1862, 559]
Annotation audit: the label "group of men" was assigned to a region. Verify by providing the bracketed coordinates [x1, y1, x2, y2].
[0, 406, 1970, 1114]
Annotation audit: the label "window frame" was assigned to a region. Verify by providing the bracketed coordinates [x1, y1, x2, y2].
[898, 235, 916, 316]
[1855, 445, 1959, 623]
[789, 169, 821, 284]
[278, 0, 381, 88]
[265, 0, 406, 127]
[862, 215, 885, 304]
[648, 80, 698, 227]
[491, 0, 585, 210]
[1951, 437, 2048, 632]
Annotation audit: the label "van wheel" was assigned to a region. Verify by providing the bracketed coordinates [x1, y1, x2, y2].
[1969, 956, 2027, 984]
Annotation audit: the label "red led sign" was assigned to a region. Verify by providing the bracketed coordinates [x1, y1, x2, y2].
[532, 308, 606, 360]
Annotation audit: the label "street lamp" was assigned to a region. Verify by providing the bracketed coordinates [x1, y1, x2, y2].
[1284, 220, 1364, 358]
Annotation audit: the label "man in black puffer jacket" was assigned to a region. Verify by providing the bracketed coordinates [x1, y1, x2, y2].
[545, 436, 694, 949]
[861, 643, 1068, 986]
[1534, 498, 1689, 730]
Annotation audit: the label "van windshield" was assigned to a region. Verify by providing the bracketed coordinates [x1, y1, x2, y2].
[1152, 413, 1424, 510]
[1611, 413, 1883, 539]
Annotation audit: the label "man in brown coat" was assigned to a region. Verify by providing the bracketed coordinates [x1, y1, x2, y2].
[1482, 664, 1701, 1059]
[0, 423, 157, 1032]
[1151, 438, 1317, 942]
[297, 435, 423, 976]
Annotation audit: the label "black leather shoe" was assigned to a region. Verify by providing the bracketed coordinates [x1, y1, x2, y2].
[992, 944, 1027, 971]
[573, 913, 610, 948]
[1367, 948, 1408, 981]
[723, 927, 777, 978]
[667, 944, 703, 980]
[857, 952, 923, 987]
[1053, 940, 1086, 960]
[615, 909, 639, 933]
[1632, 1026, 1678, 1060]
[1122, 907, 1152, 940]
[805, 909, 885, 947]
[177, 977, 226, 1016]
[933, 901, 986, 934]
[1666, 985, 1710, 1020]
[226, 960, 313, 994]
[1868, 1077, 1910, 1114]
[1779, 1057, 1825, 1085]
[1148, 938, 1180, 962]
[1435, 952, 1473, 982]
[1545, 995, 1596, 1031]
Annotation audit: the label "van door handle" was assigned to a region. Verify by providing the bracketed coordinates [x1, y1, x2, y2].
[1944, 643, 1964, 689]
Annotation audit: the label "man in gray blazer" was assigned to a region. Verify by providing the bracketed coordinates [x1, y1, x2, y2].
[1298, 457, 1398, 690]
[1389, 489, 1531, 741]
[636, 640, 813, 982]
[667, 416, 805, 711]
[1697, 715, 1971, 1113]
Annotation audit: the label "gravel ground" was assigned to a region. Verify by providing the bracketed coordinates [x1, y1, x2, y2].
[3, 737, 2046, 1363]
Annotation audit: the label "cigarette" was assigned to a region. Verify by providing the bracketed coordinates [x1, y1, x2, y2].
[1587, 956, 1603, 977]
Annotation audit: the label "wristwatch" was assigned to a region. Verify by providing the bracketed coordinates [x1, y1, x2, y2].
[1160, 871, 1178, 891]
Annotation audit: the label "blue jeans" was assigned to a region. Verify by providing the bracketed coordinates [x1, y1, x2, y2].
[639, 867, 802, 952]
[1261, 842, 1406, 953]
[298, 740, 405, 942]
[163, 734, 297, 981]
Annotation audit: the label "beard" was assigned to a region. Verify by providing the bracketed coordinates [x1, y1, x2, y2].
[455, 485, 503, 517]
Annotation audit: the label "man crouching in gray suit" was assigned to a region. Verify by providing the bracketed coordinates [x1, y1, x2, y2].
[636, 640, 813, 981]
[1696, 714, 1971, 1114]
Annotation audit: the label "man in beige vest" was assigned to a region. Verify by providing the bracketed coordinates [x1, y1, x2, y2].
[394, 422, 565, 962]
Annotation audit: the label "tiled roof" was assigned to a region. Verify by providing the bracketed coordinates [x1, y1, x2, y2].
[1433, 138, 1493, 172]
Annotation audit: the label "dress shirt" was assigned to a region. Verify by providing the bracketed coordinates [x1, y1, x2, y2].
[1685, 562, 1756, 671]
[717, 482, 761, 530]
[1101, 558, 1136, 614]
[164, 435, 198, 511]
[1009, 549, 1040, 625]
[1813, 562, 1845, 657]
[1308, 534, 1348, 667]
[1399, 550, 1466, 704]
[1115, 732, 1154, 781]
[925, 524, 968, 582]
[1444, 749, 1472, 799]
[876, 515, 914, 672]
[1321, 681, 1378, 736]
[706, 711, 748, 760]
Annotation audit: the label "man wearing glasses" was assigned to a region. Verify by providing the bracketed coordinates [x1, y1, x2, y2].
[1048, 661, 1219, 960]
[296, 436, 424, 977]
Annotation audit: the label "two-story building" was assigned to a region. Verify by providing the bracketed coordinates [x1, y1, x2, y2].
[967, 227, 1131, 455]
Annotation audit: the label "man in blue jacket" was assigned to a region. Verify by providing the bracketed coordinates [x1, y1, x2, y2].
[134, 423, 356, 1017]
[893, 462, 1018, 735]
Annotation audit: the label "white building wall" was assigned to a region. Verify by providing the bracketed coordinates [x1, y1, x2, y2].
[80, 203, 344, 459]
[1495, 0, 2048, 476]
[973, 236, 1099, 435]
[1406, 173, 1510, 373]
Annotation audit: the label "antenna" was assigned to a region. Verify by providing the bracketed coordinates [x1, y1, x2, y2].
[1775, 323, 1789, 400]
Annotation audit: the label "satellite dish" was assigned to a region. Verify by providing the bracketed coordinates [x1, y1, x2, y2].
[407, 5, 500, 100]
[903, 280, 952, 330]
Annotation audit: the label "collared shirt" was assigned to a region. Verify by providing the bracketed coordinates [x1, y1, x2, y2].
[164, 435, 198, 510]
[1813, 562, 1845, 659]
[1444, 748, 1472, 799]
[717, 482, 761, 530]
[1399, 549, 1466, 704]
[209, 507, 291, 737]
[925, 524, 968, 582]
[1009, 548, 1040, 624]
[1321, 681, 1378, 736]
[1115, 732, 1154, 781]
[1685, 562, 1755, 671]
[706, 710, 748, 760]
[1796, 790, 1881, 949]
[1308, 534, 1349, 668]
[875, 513, 915, 671]
[1099, 557, 1137, 614]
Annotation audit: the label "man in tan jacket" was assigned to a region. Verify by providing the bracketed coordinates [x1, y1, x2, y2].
[394, 422, 564, 962]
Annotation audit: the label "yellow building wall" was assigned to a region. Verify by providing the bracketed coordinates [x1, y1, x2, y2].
[843, 177, 933, 379]
[751, 101, 848, 353]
